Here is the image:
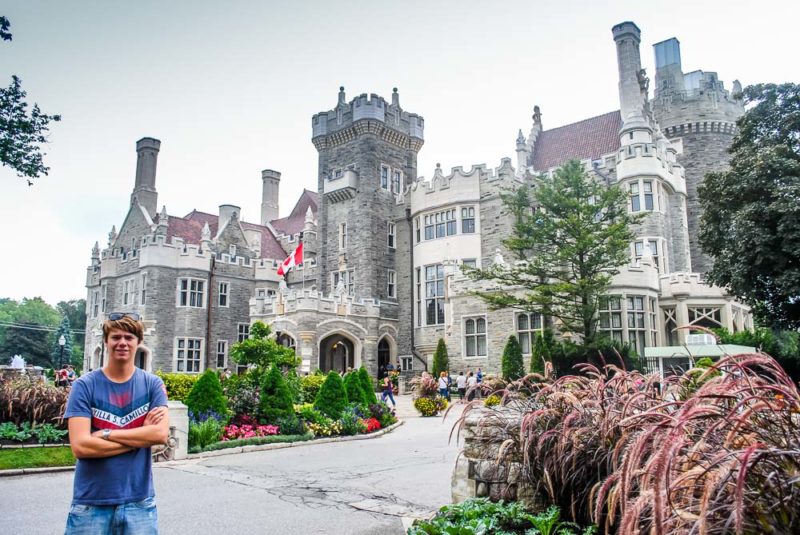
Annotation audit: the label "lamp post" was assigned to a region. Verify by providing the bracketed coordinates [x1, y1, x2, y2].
[58, 335, 66, 369]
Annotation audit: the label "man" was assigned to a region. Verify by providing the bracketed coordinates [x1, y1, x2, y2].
[456, 371, 467, 402]
[64, 312, 169, 534]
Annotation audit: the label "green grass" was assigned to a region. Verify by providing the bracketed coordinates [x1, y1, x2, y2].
[0, 446, 76, 470]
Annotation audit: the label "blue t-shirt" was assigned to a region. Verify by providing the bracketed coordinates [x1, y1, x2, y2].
[64, 368, 168, 505]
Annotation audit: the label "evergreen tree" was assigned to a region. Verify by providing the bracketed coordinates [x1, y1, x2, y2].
[185, 369, 229, 420]
[530, 330, 555, 375]
[358, 366, 376, 405]
[343, 371, 364, 406]
[501, 335, 524, 381]
[313, 371, 347, 420]
[51, 315, 73, 368]
[259, 365, 295, 424]
[432, 338, 449, 378]
[466, 159, 639, 343]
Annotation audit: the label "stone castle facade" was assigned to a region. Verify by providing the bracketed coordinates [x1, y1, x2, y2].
[84, 21, 751, 378]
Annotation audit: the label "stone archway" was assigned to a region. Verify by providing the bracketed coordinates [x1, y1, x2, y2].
[91, 346, 102, 370]
[319, 332, 359, 373]
[134, 345, 153, 371]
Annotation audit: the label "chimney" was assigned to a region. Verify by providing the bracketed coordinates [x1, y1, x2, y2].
[611, 22, 651, 142]
[131, 137, 161, 218]
[261, 169, 281, 224]
[653, 38, 684, 99]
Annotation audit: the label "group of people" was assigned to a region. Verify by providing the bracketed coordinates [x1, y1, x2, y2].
[54, 364, 76, 387]
[438, 368, 483, 403]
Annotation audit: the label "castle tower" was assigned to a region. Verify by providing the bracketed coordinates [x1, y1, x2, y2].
[261, 169, 281, 224]
[131, 137, 160, 218]
[612, 22, 652, 142]
[652, 38, 744, 274]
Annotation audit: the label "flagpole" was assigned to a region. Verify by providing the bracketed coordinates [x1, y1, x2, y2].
[299, 232, 305, 291]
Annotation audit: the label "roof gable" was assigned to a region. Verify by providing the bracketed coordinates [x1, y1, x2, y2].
[271, 189, 319, 237]
[531, 110, 621, 171]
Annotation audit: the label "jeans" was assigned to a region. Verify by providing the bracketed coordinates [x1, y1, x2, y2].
[381, 389, 395, 406]
[65, 497, 158, 535]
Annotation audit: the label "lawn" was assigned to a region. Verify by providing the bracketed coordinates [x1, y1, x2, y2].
[0, 446, 75, 470]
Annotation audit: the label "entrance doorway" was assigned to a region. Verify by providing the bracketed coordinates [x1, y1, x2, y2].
[134, 348, 148, 370]
[319, 334, 355, 373]
[377, 338, 390, 379]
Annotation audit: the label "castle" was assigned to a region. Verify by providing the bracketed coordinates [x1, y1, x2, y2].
[83, 21, 751, 378]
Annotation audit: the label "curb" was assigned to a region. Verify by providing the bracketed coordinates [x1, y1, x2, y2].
[0, 419, 406, 476]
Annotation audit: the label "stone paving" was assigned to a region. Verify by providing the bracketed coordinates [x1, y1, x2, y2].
[2, 394, 465, 535]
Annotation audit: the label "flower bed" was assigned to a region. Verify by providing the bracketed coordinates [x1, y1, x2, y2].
[222, 423, 279, 441]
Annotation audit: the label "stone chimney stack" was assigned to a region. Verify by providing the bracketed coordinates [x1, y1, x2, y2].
[131, 137, 161, 218]
[261, 169, 281, 225]
[612, 22, 651, 141]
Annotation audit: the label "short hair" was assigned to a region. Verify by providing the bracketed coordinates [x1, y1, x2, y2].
[103, 316, 144, 343]
[440, 371, 446, 377]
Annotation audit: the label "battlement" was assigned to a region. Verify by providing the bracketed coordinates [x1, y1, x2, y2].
[658, 271, 730, 301]
[411, 157, 517, 194]
[311, 87, 424, 144]
[250, 288, 387, 319]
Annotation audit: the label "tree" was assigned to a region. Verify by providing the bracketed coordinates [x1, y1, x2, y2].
[467, 159, 639, 343]
[313, 371, 347, 420]
[0, 297, 61, 367]
[699, 83, 800, 329]
[358, 366, 376, 405]
[50, 315, 73, 368]
[185, 369, 228, 420]
[343, 371, 365, 406]
[501, 335, 524, 381]
[259, 365, 295, 424]
[1, 17, 61, 184]
[530, 329, 557, 374]
[230, 321, 298, 371]
[432, 338, 449, 378]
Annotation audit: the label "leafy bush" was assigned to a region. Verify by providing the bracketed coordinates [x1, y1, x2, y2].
[284, 368, 303, 405]
[223, 372, 260, 420]
[339, 405, 367, 436]
[484, 394, 501, 407]
[274, 415, 305, 435]
[155, 371, 198, 402]
[502, 335, 525, 381]
[258, 365, 295, 424]
[409, 373, 438, 398]
[0, 421, 32, 441]
[408, 499, 594, 535]
[358, 366, 376, 403]
[343, 371, 365, 406]
[295, 404, 327, 425]
[185, 370, 228, 420]
[432, 338, 449, 378]
[188, 417, 223, 449]
[314, 371, 347, 420]
[190, 431, 313, 453]
[413, 396, 447, 417]
[307, 419, 342, 437]
[367, 403, 396, 428]
[530, 329, 556, 374]
[0, 376, 68, 427]
[230, 321, 299, 369]
[715, 326, 800, 381]
[300, 373, 326, 404]
[33, 423, 68, 444]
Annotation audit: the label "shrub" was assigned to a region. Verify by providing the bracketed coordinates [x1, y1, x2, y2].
[188, 417, 223, 449]
[32, 424, 68, 444]
[300, 372, 326, 404]
[222, 423, 279, 441]
[223, 373, 260, 421]
[185, 370, 228, 420]
[295, 404, 327, 425]
[364, 418, 381, 433]
[191, 431, 313, 453]
[343, 371, 365, 406]
[339, 406, 367, 436]
[314, 371, 347, 420]
[284, 368, 303, 405]
[155, 371, 198, 402]
[432, 338, 449, 378]
[367, 403, 396, 428]
[0, 376, 69, 428]
[229, 321, 299, 370]
[409, 373, 437, 399]
[483, 394, 501, 407]
[306, 419, 341, 437]
[358, 367, 376, 404]
[530, 329, 556, 375]
[502, 335, 525, 381]
[413, 396, 447, 417]
[258, 365, 295, 424]
[274, 415, 305, 435]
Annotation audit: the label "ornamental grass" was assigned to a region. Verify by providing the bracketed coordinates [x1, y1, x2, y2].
[456, 353, 800, 534]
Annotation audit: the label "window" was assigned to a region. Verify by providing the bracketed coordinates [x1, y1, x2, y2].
[387, 222, 396, 248]
[401, 356, 413, 371]
[122, 278, 135, 306]
[380, 165, 389, 190]
[91, 290, 99, 318]
[629, 182, 640, 212]
[218, 282, 229, 307]
[634, 239, 661, 271]
[462, 259, 477, 269]
[643, 180, 654, 211]
[332, 270, 355, 296]
[424, 209, 457, 240]
[387, 270, 396, 298]
[237, 323, 250, 343]
[331, 169, 343, 180]
[229, 245, 236, 257]
[516, 312, 544, 355]
[424, 215, 434, 240]
[216, 340, 228, 369]
[416, 267, 421, 326]
[339, 222, 347, 249]
[688, 307, 722, 330]
[461, 207, 475, 233]
[140, 273, 147, 305]
[649, 298, 658, 347]
[392, 170, 402, 194]
[101, 284, 107, 313]
[425, 264, 445, 325]
[464, 317, 487, 357]
[178, 278, 205, 308]
[415, 218, 421, 243]
[599, 295, 623, 342]
[664, 308, 678, 346]
[627, 295, 646, 355]
[176, 338, 202, 373]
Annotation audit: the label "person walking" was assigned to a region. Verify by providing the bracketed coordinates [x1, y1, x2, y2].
[466, 371, 478, 401]
[381, 374, 396, 409]
[438, 371, 449, 399]
[456, 371, 467, 402]
[63, 312, 169, 534]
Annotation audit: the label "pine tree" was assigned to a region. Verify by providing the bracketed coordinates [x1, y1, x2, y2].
[314, 371, 347, 420]
[358, 366, 376, 405]
[259, 365, 295, 424]
[530, 329, 556, 375]
[501, 335, 525, 381]
[343, 372, 364, 406]
[51, 315, 73, 368]
[432, 338, 449, 378]
[185, 369, 228, 420]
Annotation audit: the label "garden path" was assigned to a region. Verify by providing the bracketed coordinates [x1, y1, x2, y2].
[2, 394, 465, 535]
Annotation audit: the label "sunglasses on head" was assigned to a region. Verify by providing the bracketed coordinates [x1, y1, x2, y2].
[108, 312, 141, 321]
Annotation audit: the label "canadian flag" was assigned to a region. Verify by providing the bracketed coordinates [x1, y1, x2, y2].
[277, 243, 303, 276]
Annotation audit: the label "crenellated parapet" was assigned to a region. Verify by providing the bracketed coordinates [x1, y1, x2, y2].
[311, 87, 424, 151]
[250, 288, 385, 319]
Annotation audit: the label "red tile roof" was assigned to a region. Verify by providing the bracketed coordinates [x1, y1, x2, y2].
[165, 210, 288, 260]
[531, 110, 621, 171]
[270, 189, 319, 237]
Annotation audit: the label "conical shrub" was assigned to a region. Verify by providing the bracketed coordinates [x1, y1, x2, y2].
[502, 335, 525, 381]
[259, 364, 295, 424]
[314, 371, 347, 420]
[185, 369, 228, 419]
[432, 338, 448, 378]
[343, 371, 365, 406]
[358, 366, 375, 405]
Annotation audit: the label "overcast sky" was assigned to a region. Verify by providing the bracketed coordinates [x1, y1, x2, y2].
[1, 0, 797, 306]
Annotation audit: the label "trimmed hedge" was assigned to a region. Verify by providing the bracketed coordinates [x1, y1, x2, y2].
[189, 432, 313, 454]
[314, 371, 347, 420]
[259, 365, 295, 424]
[358, 366, 376, 403]
[185, 370, 228, 418]
[343, 372, 364, 406]
[155, 371, 198, 402]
